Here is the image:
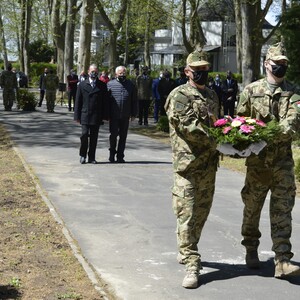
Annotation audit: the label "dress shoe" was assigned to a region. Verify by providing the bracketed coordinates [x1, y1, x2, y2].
[109, 154, 115, 163]
[88, 160, 98, 164]
[117, 158, 125, 163]
[80, 157, 86, 164]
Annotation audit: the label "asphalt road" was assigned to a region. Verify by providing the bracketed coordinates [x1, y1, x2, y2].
[1, 96, 300, 300]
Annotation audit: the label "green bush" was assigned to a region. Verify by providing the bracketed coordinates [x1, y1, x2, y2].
[156, 116, 169, 133]
[17, 89, 38, 111]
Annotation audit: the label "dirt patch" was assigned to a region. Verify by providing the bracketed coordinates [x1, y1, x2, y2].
[0, 124, 117, 300]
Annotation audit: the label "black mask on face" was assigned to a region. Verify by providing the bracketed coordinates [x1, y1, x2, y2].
[191, 70, 209, 85]
[271, 64, 288, 78]
[117, 75, 126, 82]
[89, 71, 98, 79]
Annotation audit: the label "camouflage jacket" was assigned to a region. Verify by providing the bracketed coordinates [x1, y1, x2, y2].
[165, 82, 219, 174]
[44, 74, 59, 91]
[237, 78, 300, 167]
[0, 70, 18, 90]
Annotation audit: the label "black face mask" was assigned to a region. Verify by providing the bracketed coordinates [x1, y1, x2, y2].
[89, 71, 98, 79]
[191, 70, 209, 85]
[117, 75, 126, 82]
[271, 64, 288, 78]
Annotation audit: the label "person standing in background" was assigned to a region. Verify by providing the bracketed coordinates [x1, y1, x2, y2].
[107, 66, 137, 163]
[158, 70, 176, 116]
[175, 67, 188, 86]
[38, 68, 48, 107]
[221, 70, 238, 117]
[152, 71, 163, 123]
[74, 64, 108, 164]
[0, 63, 18, 111]
[136, 66, 152, 126]
[44, 69, 59, 113]
[99, 70, 110, 84]
[67, 69, 79, 111]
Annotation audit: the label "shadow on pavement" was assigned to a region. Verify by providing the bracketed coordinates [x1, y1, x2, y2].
[200, 259, 300, 286]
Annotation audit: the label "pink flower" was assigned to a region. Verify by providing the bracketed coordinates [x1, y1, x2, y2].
[214, 118, 229, 127]
[223, 126, 232, 134]
[255, 119, 266, 127]
[240, 124, 255, 133]
[232, 116, 246, 124]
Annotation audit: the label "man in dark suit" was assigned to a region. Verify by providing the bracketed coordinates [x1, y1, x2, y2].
[38, 67, 48, 107]
[221, 70, 238, 117]
[67, 69, 79, 111]
[74, 64, 108, 164]
[158, 70, 176, 116]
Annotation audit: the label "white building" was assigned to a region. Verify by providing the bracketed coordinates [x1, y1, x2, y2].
[150, 21, 273, 73]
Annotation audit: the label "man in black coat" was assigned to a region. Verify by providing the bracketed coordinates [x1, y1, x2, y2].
[107, 66, 137, 163]
[158, 70, 176, 116]
[74, 64, 108, 164]
[221, 70, 238, 117]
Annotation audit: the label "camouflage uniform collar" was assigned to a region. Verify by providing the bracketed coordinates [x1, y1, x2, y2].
[266, 78, 287, 94]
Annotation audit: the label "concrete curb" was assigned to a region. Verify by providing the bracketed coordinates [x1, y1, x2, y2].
[13, 145, 113, 300]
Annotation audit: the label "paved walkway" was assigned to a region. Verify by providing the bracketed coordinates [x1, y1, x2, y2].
[1, 96, 300, 300]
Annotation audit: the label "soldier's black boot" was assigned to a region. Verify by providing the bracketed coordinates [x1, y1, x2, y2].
[245, 250, 260, 269]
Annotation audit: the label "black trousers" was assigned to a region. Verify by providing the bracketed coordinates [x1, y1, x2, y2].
[80, 124, 100, 161]
[109, 118, 129, 159]
[39, 89, 45, 106]
[68, 89, 77, 111]
[223, 100, 235, 118]
[138, 99, 151, 125]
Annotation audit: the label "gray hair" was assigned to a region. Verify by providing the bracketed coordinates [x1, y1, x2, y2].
[115, 66, 126, 73]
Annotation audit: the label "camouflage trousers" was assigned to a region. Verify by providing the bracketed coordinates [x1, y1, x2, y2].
[172, 165, 217, 271]
[241, 165, 295, 262]
[46, 90, 56, 112]
[3, 89, 16, 110]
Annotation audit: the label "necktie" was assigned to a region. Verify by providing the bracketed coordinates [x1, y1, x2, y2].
[91, 81, 95, 88]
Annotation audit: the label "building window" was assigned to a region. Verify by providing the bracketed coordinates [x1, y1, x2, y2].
[160, 54, 164, 66]
[174, 54, 183, 63]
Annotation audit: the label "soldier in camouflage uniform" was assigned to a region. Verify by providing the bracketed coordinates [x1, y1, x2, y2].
[165, 51, 219, 288]
[0, 63, 18, 111]
[237, 42, 300, 278]
[44, 69, 59, 113]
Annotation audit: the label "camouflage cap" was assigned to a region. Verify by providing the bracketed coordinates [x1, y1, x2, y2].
[266, 42, 289, 61]
[186, 51, 210, 67]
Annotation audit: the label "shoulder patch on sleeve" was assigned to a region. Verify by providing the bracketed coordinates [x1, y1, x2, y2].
[175, 101, 185, 112]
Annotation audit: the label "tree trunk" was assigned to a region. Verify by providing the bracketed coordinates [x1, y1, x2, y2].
[108, 31, 118, 71]
[51, 0, 66, 81]
[241, 2, 262, 86]
[0, 7, 8, 68]
[23, 0, 32, 76]
[96, 0, 128, 71]
[64, 0, 78, 83]
[143, 0, 151, 68]
[77, 0, 95, 75]
[234, 0, 242, 74]
[181, 0, 206, 53]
